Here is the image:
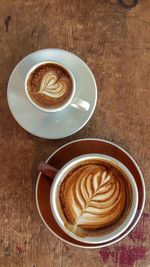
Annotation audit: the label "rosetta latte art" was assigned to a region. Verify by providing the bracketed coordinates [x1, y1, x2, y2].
[36, 71, 67, 98]
[60, 163, 126, 232]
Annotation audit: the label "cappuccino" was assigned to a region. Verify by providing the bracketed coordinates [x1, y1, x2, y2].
[27, 63, 73, 109]
[57, 159, 133, 237]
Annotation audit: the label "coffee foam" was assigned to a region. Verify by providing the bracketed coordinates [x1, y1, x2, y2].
[36, 71, 67, 99]
[58, 160, 132, 237]
[27, 63, 72, 109]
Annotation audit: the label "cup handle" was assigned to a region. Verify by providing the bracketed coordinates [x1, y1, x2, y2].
[71, 97, 90, 111]
[38, 162, 58, 179]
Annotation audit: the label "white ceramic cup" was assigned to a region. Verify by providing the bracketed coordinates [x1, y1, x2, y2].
[25, 61, 90, 113]
[45, 153, 139, 244]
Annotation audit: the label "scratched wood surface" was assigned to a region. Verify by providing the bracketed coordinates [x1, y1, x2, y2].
[0, 0, 150, 266]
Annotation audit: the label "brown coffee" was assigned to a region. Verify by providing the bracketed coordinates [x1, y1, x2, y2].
[27, 63, 73, 109]
[57, 159, 133, 237]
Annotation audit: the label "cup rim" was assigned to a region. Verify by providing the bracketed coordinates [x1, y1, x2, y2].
[50, 153, 139, 244]
[24, 60, 75, 113]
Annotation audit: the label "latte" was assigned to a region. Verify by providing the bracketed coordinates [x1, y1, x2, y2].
[57, 160, 133, 237]
[27, 63, 73, 109]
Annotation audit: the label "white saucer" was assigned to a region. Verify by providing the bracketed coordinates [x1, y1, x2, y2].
[7, 49, 97, 139]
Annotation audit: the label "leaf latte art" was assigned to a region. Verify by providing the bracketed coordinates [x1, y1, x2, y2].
[60, 162, 129, 234]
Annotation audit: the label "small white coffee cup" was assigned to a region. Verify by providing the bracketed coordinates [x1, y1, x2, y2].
[39, 153, 138, 244]
[25, 61, 90, 113]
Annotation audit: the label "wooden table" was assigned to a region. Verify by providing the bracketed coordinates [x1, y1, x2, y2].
[0, 0, 150, 266]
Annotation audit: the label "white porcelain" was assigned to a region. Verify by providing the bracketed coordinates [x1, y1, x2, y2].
[25, 60, 90, 113]
[7, 49, 97, 139]
[50, 153, 138, 244]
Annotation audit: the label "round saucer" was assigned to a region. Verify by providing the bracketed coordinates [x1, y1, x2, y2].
[35, 138, 145, 249]
[7, 49, 97, 139]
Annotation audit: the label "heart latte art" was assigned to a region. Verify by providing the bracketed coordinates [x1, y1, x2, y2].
[39, 72, 67, 98]
[59, 161, 132, 237]
[27, 63, 72, 109]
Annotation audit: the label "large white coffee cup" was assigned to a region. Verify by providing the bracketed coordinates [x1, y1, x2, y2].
[40, 153, 138, 244]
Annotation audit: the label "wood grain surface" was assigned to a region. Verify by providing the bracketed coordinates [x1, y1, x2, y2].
[0, 0, 150, 266]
